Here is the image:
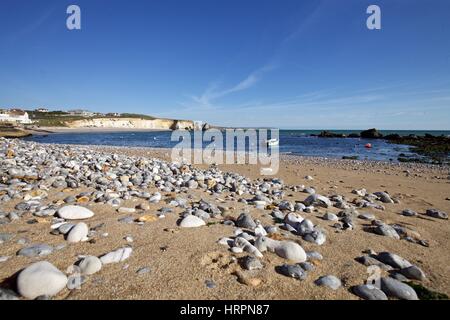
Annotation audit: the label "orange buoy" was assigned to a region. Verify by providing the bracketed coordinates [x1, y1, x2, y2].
[364, 143, 372, 149]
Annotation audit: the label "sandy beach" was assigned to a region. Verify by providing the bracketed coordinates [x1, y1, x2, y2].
[31, 127, 173, 134]
[0, 139, 449, 300]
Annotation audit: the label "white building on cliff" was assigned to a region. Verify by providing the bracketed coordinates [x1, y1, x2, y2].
[0, 109, 33, 124]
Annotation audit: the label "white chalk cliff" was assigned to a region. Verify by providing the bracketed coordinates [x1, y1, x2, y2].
[65, 118, 194, 130]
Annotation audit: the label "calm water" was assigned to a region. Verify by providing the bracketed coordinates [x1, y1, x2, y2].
[25, 130, 450, 162]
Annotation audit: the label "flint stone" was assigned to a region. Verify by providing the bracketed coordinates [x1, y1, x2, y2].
[315, 275, 341, 290]
[303, 194, 332, 208]
[242, 256, 264, 270]
[306, 251, 323, 261]
[323, 213, 338, 221]
[0, 287, 19, 300]
[235, 213, 257, 229]
[58, 205, 94, 220]
[278, 264, 307, 280]
[79, 256, 102, 275]
[179, 215, 206, 228]
[401, 209, 417, 217]
[426, 209, 448, 220]
[374, 224, 400, 239]
[298, 262, 314, 272]
[400, 265, 426, 281]
[66, 222, 88, 243]
[100, 247, 132, 264]
[375, 252, 412, 269]
[353, 284, 388, 300]
[17, 244, 53, 257]
[17, 261, 68, 299]
[374, 192, 394, 204]
[380, 277, 418, 300]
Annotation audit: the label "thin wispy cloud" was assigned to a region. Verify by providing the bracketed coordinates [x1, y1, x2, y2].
[190, 64, 276, 108]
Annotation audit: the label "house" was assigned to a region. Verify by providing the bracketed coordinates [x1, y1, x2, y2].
[0, 109, 33, 124]
[68, 109, 95, 117]
[35, 108, 49, 112]
[106, 112, 121, 117]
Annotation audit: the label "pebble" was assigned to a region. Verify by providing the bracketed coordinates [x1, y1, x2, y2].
[375, 252, 412, 269]
[179, 215, 206, 228]
[373, 224, 400, 240]
[149, 192, 162, 203]
[380, 277, 418, 300]
[78, 256, 102, 275]
[58, 223, 75, 234]
[401, 209, 417, 217]
[297, 219, 315, 235]
[67, 274, 86, 290]
[389, 272, 409, 282]
[399, 265, 426, 281]
[0, 287, 19, 300]
[205, 280, 216, 289]
[306, 251, 323, 261]
[235, 212, 257, 229]
[426, 209, 448, 220]
[255, 236, 306, 263]
[66, 222, 89, 243]
[277, 264, 307, 280]
[358, 213, 375, 220]
[136, 267, 151, 275]
[57, 205, 94, 220]
[303, 194, 332, 208]
[117, 207, 136, 214]
[303, 230, 327, 245]
[322, 212, 338, 221]
[352, 284, 388, 300]
[298, 262, 314, 272]
[374, 191, 394, 204]
[231, 247, 244, 253]
[242, 256, 264, 270]
[8, 212, 20, 221]
[17, 261, 68, 299]
[138, 214, 158, 222]
[100, 247, 132, 264]
[314, 275, 342, 290]
[17, 244, 53, 257]
[355, 255, 392, 271]
[352, 188, 367, 197]
[234, 237, 263, 257]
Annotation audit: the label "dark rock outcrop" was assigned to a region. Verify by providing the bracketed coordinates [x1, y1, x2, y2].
[360, 128, 383, 139]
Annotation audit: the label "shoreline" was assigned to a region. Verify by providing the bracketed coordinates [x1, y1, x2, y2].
[30, 127, 173, 134]
[19, 140, 450, 172]
[20, 126, 450, 166]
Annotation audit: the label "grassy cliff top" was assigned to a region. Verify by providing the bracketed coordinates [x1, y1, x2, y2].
[26, 111, 157, 127]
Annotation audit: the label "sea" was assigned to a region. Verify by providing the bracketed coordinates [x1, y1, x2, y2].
[24, 130, 450, 162]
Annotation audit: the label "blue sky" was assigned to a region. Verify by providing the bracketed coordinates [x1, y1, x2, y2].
[0, 0, 449, 129]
